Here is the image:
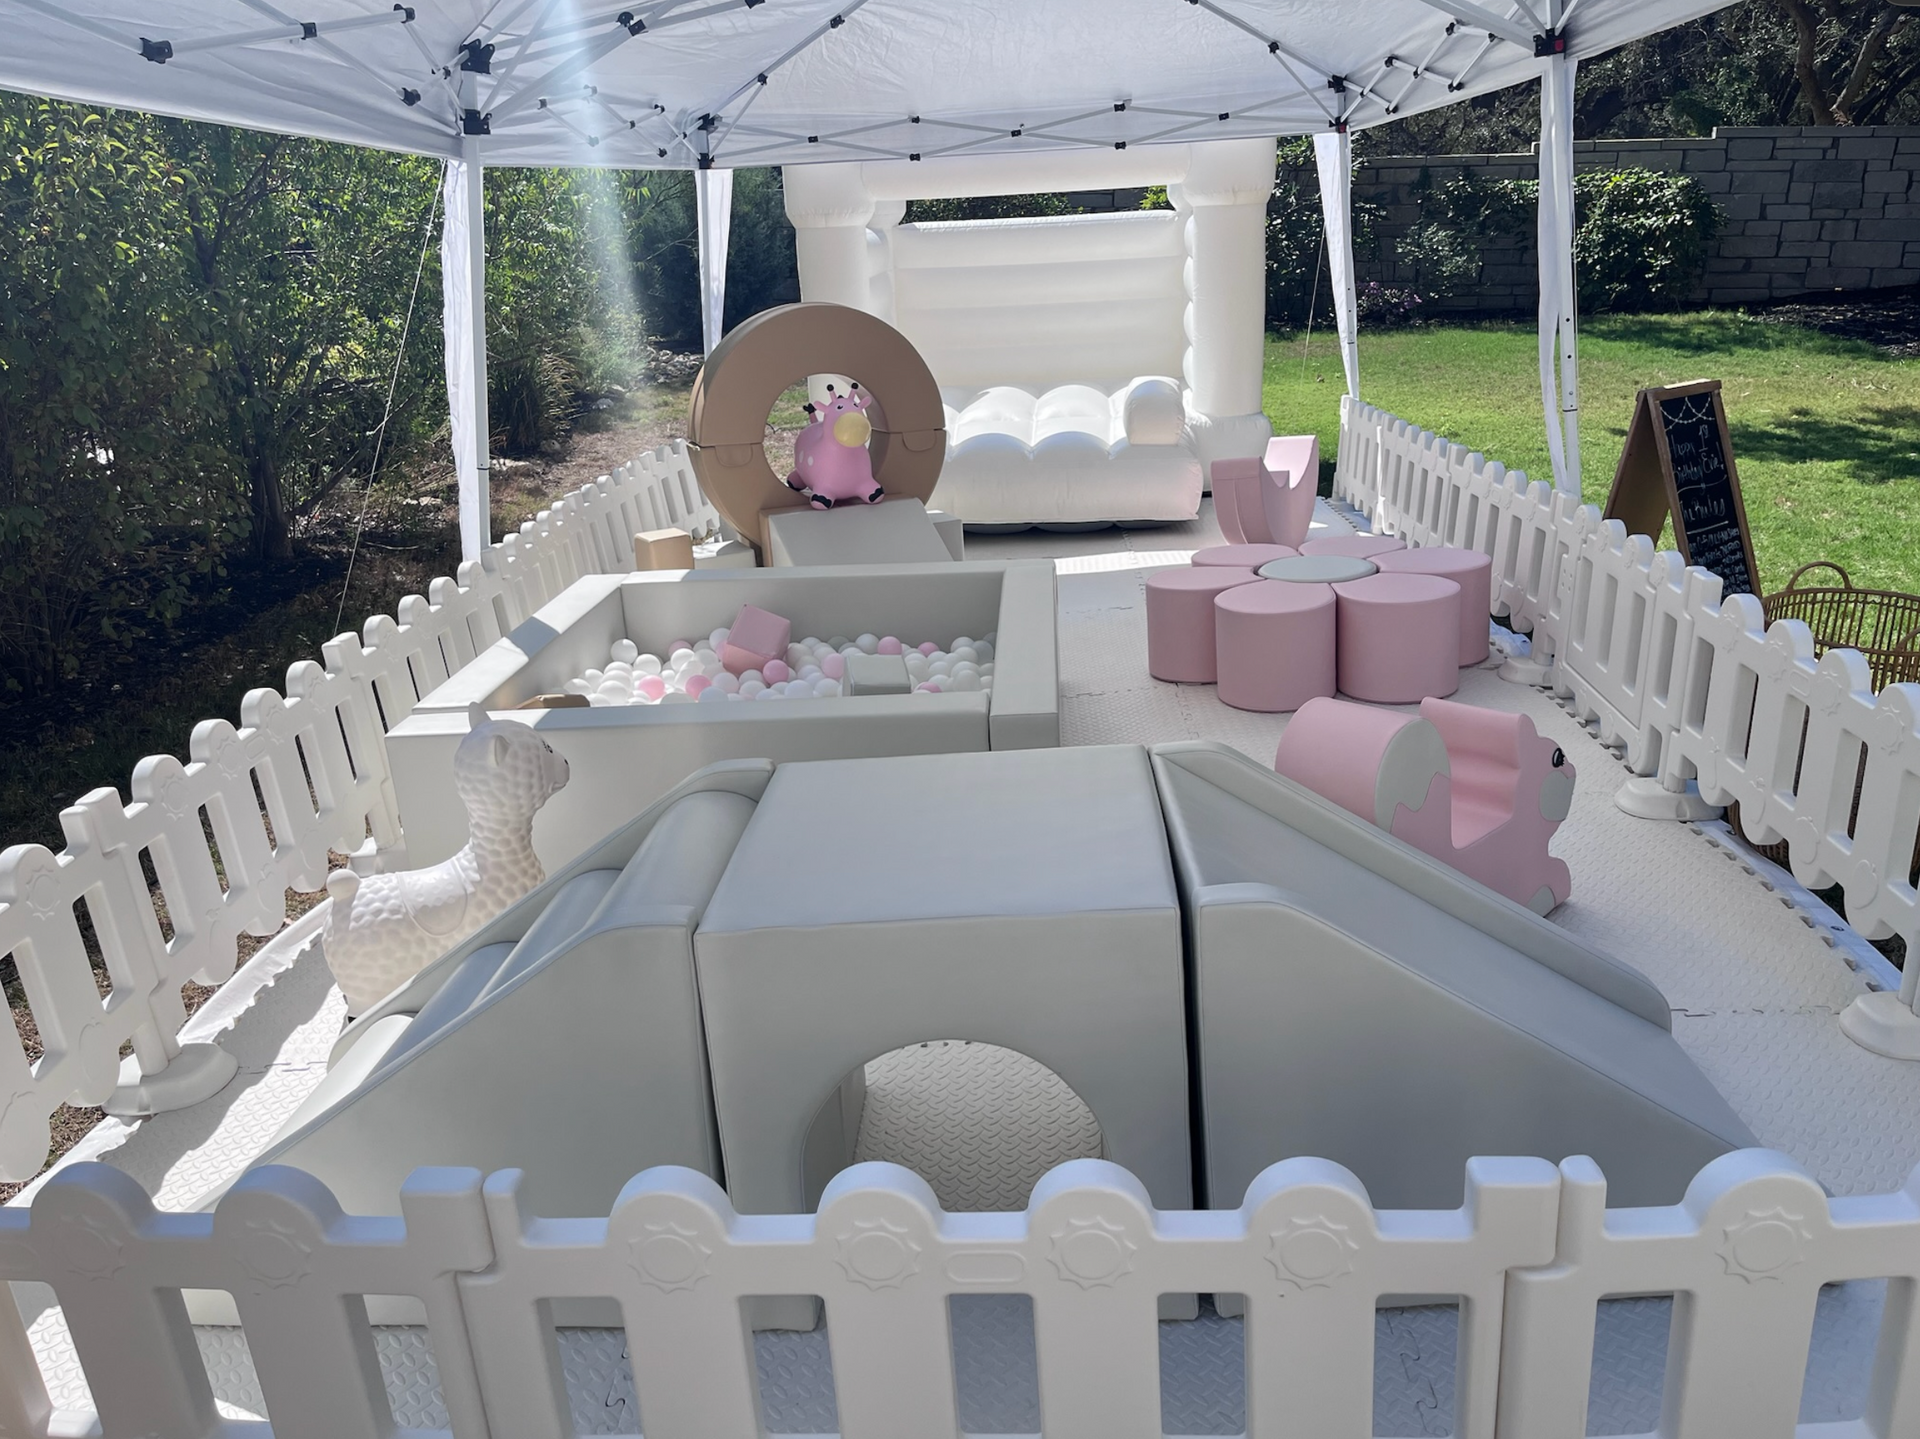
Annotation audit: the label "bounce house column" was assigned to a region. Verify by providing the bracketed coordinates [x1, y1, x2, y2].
[785, 163, 879, 312]
[1175, 137, 1277, 472]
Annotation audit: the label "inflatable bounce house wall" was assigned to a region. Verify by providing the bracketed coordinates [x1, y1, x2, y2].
[784, 140, 1277, 529]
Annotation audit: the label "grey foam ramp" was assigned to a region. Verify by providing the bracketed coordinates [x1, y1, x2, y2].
[245, 770, 766, 1225]
[1151, 742, 1756, 1210]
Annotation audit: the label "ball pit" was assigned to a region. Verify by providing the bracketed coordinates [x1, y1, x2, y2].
[561, 629, 999, 706]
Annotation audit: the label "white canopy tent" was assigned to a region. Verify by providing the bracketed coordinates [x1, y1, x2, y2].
[0, 0, 1730, 552]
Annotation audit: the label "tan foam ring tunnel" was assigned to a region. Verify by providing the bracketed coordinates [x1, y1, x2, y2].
[687, 302, 946, 555]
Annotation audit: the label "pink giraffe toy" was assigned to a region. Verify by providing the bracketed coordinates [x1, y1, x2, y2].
[785, 382, 883, 509]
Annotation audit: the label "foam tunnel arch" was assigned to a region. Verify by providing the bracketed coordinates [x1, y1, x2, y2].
[687, 301, 947, 556]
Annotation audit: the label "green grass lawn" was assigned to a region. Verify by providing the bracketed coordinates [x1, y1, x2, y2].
[1263, 314, 1920, 597]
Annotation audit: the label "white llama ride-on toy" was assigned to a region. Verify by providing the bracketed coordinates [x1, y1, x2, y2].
[323, 705, 569, 1015]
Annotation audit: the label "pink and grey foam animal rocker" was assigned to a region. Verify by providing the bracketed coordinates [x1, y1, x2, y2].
[322, 704, 569, 1015]
[1274, 695, 1574, 914]
[786, 382, 882, 509]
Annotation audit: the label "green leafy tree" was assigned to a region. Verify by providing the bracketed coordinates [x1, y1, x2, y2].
[0, 98, 230, 695]
[161, 124, 444, 561]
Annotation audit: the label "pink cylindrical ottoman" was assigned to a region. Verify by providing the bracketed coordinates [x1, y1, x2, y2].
[1214, 580, 1337, 712]
[1301, 534, 1407, 560]
[1376, 547, 1495, 666]
[1146, 566, 1259, 683]
[1193, 543, 1297, 569]
[1332, 572, 1462, 703]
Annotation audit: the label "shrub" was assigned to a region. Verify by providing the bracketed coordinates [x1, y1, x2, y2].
[1393, 166, 1718, 313]
[1266, 140, 1383, 329]
[1355, 283, 1425, 328]
[1573, 169, 1720, 311]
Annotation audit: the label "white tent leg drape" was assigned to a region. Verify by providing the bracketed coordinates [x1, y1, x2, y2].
[695, 167, 735, 355]
[1313, 129, 1361, 399]
[442, 140, 491, 563]
[1537, 48, 1580, 496]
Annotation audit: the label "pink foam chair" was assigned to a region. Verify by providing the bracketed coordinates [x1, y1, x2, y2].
[1331, 572, 1461, 703]
[1273, 695, 1575, 913]
[1146, 566, 1259, 683]
[1214, 580, 1336, 712]
[1376, 547, 1495, 667]
[1209, 457, 1265, 546]
[1258, 434, 1320, 549]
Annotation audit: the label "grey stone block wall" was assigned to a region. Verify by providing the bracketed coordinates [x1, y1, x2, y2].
[1309, 127, 1920, 312]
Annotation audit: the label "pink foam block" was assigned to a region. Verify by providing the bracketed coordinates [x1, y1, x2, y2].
[720, 604, 793, 676]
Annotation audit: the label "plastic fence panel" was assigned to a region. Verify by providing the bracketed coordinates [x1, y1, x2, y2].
[461, 1155, 1558, 1439]
[1500, 1150, 1920, 1439]
[0, 1162, 492, 1439]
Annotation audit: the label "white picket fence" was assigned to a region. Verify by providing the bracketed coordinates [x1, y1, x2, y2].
[0, 443, 731, 1184]
[3, 1147, 1914, 1437]
[1334, 395, 1920, 1002]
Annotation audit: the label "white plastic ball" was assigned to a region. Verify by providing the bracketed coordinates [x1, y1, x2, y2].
[637, 654, 663, 677]
[739, 669, 763, 687]
[952, 673, 982, 692]
[714, 672, 740, 695]
[974, 642, 994, 664]
[698, 686, 727, 703]
[855, 633, 879, 654]
[828, 636, 850, 651]
[611, 639, 638, 664]
[950, 646, 978, 666]
[799, 664, 822, 682]
[583, 668, 604, 687]
[709, 627, 730, 649]
[739, 680, 765, 698]
[563, 678, 591, 695]
[929, 659, 952, 677]
[813, 678, 842, 698]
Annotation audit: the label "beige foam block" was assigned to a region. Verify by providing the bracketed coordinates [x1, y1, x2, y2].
[633, 527, 695, 571]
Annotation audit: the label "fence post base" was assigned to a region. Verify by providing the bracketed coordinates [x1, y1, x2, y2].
[103, 1041, 239, 1118]
[1841, 992, 1920, 1061]
[1613, 776, 1722, 823]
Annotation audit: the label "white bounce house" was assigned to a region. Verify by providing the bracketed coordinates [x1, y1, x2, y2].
[784, 139, 1277, 529]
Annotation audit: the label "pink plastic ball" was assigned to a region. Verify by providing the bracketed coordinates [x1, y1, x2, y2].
[666, 639, 692, 656]
[918, 642, 939, 656]
[637, 675, 667, 701]
[684, 674, 711, 699]
[763, 659, 791, 684]
[820, 652, 846, 680]
[877, 636, 903, 655]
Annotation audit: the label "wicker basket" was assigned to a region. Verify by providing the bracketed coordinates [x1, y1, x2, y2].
[1729, 561, 1920, 874]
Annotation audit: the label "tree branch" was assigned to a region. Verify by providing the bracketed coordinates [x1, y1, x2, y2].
[1780, 0, 1840, 123]
[1834, 3, 1909, 121]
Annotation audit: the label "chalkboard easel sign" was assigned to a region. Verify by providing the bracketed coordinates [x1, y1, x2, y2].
[1602, 379, 1760, 598]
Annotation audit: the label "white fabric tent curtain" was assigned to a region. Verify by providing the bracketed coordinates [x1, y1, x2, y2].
[441, 140, 491, 561]
[1537, 49, 1582, 496]
[695, 167, 735, 355]
[1313, 129, 1361, 399]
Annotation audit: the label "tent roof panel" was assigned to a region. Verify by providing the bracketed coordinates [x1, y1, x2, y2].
[0, 0, 1737, 168]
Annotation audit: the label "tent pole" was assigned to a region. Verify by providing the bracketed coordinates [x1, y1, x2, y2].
[1313, 128, 1361, 400]
[442, 132, 491, 562]
[1536, 45, 1580, 496]
[695, 166, 735, 354]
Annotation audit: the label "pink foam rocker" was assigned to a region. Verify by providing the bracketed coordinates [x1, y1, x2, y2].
[1258, 434, 1320, 549]
[1273, 695, 1575, 914]
[720, 603, 793, 676]
[1209, 457, 1265, 546]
